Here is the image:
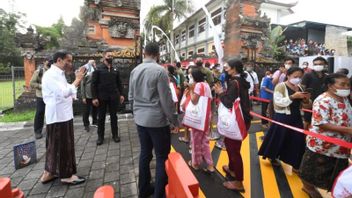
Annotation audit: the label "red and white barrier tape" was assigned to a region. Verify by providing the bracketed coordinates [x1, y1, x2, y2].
[249, 96, 313, 113]
[250, 111, 352, 149]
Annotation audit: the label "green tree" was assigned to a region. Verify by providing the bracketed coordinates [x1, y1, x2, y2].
[0, 9, 24, 70]
[35, 17, 65, 49]
[144, 0, 192, 62]
[266, 26, 287, 61]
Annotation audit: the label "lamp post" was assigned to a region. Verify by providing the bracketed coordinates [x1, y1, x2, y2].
[152, 25, 180, 62]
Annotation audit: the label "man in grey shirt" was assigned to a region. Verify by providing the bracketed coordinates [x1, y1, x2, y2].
[128, 42, 179, 198]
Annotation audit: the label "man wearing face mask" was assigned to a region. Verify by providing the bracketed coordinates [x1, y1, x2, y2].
[301, 57, 328, 130]
[272, 57, 295, 86]
[91, 50, 124, 145]
[244, 62, 259, 97]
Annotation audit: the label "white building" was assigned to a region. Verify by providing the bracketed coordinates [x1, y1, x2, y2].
[160, 0, 297, 62]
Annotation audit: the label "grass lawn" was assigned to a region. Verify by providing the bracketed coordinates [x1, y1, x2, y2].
[0, 109, 35, 122]
[0, 80, 25, 111]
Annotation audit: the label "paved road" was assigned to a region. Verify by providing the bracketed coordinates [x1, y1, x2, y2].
[0, 109, 331, 198]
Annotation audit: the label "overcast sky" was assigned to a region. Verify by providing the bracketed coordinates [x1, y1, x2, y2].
[0, 0, 351, 29]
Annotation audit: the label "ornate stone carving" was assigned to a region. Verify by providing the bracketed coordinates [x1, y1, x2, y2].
[108, 17, 138, 39]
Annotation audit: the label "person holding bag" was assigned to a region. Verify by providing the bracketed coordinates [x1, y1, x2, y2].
[183, 68, 215, 172]
[258, 67, 311, 171]
[214, 58, 251, 192]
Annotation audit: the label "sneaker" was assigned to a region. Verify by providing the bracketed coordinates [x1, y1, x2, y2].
[215, 141, 226, 150]
[113, 136, 120, 143]
[35, 133, 43, 140]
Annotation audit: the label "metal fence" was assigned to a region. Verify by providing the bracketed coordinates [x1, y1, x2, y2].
[0, 66, 25, 112]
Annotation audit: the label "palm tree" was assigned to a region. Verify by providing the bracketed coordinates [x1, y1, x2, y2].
[144, 0, 192, 63]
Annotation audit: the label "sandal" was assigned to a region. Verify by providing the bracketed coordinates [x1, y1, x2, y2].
[61, 176, 86, 185]
[223, 181, 245, 192]
[40, 172, 58, 184]
[178, 137, 190, 143]
[188, 160, 199, 170]
[222, 165, 236, 179]
[203, 165, 215, 173]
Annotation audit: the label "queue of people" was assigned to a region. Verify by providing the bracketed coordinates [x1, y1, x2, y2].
[30, 43, 351, 198]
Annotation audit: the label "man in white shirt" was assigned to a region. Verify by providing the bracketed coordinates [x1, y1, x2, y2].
[244, 62, 259, 97]
[40, 51, 86, 185]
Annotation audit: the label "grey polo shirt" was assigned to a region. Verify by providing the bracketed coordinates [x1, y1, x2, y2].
[128, 58, 178, 128]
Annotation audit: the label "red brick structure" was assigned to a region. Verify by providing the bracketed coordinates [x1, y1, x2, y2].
[84, 0, 140, 49]
[224, 0, 270, 61]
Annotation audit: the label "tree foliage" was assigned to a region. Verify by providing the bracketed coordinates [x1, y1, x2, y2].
[35, 17, 65, 49]
[266, 26, 287, 61]
[144, 0, 192, 39]
[0, 9, 24, 69]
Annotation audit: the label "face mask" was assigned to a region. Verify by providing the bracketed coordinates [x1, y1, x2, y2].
[335, 89, 350, 97]
[285, 64, 291, 69]
[106, 58, 113, 65]
[289, 77, 301, 85]
[188, 75, 194, 84]
[300, 65, 307, 69]
[246, 67, 253, 72]
[313, 65, 324, 72]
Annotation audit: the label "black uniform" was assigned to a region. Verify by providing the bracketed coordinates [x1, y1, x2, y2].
[91, 63, 123, 141]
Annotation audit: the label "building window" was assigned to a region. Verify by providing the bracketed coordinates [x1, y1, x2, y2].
[197, 48, 205, 54]
[189, 25, 195, 38]
[188, 51, 194, 58]
[88, 25, 95, 33]
[175, 34, 179, 44]
[211, 8, 222, 26]
[182, 53, 186, 57]
[181, 30, 186, 42]
[198, 18, 206, 34]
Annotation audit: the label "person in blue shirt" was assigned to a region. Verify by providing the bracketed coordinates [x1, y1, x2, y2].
[260, 70, 274, 127]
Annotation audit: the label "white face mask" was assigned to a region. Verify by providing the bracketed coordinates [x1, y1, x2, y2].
[335, 89, 350, 97]
[313, 65, 324, 72]
[300, 65, 307, 69]
[188, 75, 194, 84]
[289, 77, 301, 85]
[285, 64, 291, 69]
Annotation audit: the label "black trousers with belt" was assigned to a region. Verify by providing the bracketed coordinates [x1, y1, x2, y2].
[97, 98, 119, 139]
[34, 97, 45, 135]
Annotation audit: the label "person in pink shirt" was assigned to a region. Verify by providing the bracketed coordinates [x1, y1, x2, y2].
[188, 67, 215, 173]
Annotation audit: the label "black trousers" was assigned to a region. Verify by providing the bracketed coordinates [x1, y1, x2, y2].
[261, 101, 269, 124]
[34, 97, 45, 135]
[97, 98, 119, 139]
[82, 98, 98, 126]
[45, 119, 76, 178]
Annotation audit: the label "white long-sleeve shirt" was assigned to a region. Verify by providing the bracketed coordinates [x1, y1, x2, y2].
[42, 65, 77, 125]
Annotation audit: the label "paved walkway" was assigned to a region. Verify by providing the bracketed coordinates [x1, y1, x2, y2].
[0, 115, 147, 198]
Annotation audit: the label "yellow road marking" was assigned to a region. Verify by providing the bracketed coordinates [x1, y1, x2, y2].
[256, 132, 280, 198]
[281, 162, 309, 198]
[216, 150, 228, 177]
[251, 120, 261, 124]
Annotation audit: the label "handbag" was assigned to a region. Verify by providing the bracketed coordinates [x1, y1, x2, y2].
[332, 165, 352, 198]
[169, 82, 179, 103]
[182, 83, 211, 132]
[217, 80, 248, 140]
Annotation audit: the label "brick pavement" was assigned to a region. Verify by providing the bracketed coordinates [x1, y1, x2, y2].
[0, 114, 152, 198]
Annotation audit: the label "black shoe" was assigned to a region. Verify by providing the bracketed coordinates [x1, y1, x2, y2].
[35, 133, 43, 139]
[113, 136, 120, 143]
[96, 138, 104, 145]
[91, 123, 98, 128]
[84, 126, 90, 132]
